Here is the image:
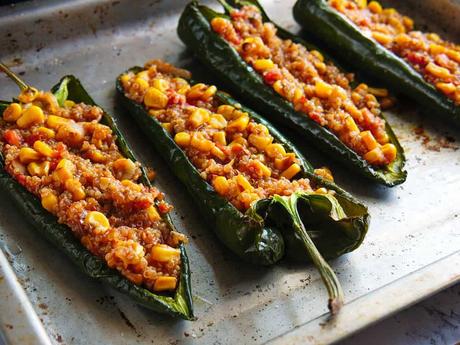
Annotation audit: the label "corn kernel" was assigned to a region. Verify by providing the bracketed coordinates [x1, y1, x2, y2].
[120, 74, 131, 84]
[186, 83, 207, 100]
[149, 109, 164, 118]
[112, 158, 137, 180]
[135, 77, 149, 91]
[46, 115, 69, 129]
[367, 87, 389, 97]
[136, 70, 149, 81]
[27, 161, 49, 177]
[265, 143, 286, 158]
[227, 114, 249, 131]
[151, 244, 180, 262]
[3, 103, 22, 122]
[203, 85, 217, 101]
[121, 179, 142, 192]
[209, 114, 227, 129]
[19, 147, 40, 164]
[161, 122, 173, 133]
[315, 187, 328, 194]
[190, 133, 214, 151]
[213, 176, 229, 194]
[213, 131, 227, 145]
[436, 82, 456, 94]
[372, 32, 393, 45]
[16, 105, 45, 128]
[368, 1, 382, 13]
[236, 174, 253, 191]
[64, 100, 75, 108]
[446, 49, 460, 63]
[37, 127, 55, 139]
[360, 131, 379, 151]
[211, 146, 226, 160]
[216, 105, 235, 119]
[364, 147, 383, 164]
[189, 108, 210, 128]
[382, 143, 397, 163]
[253, 59, 275, 71]
[41, 193, 58, 213]
[144, 87, 168, 109]
[310, 50, 324, 62]
[53, 158, 75, 182]
[152, 78, 169, 92]
[345, 116, 359, 133]
[153, 276, 177, 292]
[425, 62, 451, 80]
[229, 136, 247, 146]
[33, 140, 54, 157]
[293, 88, 304, 103]
[273, 80, 284, 94]
[248, 133, 273, 150]
[314, 167, 334, 182]
[315, 80, 333, 98]
[85, 211, 110, 233]
[174, 132, 191, 147]
[356, 0, 367, 9]
[65, 178, 86, 201]
[254, 161, 271, 178]
[281, 163, 301, 180]
[429, 43, 446, 55]
[146, 205, 161, 222]
[87, 150, 106, 163]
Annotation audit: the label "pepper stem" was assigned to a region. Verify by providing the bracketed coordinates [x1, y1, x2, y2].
[217, 0, 234, 14]
[0, 62, 29, 91]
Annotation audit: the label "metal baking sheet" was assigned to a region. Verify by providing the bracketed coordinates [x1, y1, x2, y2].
[0, 0, 459, 344]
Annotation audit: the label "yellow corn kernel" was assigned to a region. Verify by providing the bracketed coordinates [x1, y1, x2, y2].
[161, 122, 173, 133]
[203, 85, 217, 101]
[281, 163, 301, 180]
[174, 132, 191, 147]
[254, 161, 271, 178]
[213, 131, 227, 145]
[381, 143, 397, 163]
[41, 193, 58, 213]
[356, 0, 367, 9]
[121, 179, 142, 192]
[153, 276, 177, 292]
[190, 133, 214, 152]
[229, 136, 247, 146]
[315, 187, 328, 194]
[85, 211, 110, 233]
[33, 140, 54, 157]
[136, 70, 149, 81]
[27, 161, 49, 177]
[152, 78, 169, 92]
[65, 178, 86, 201]
[345, 116, 359, 133]
[19, 147, 40, 164]
[144, 87, 168, 109]
[383, 8, 396, 15]
[253, 59, 275, 71]
[273, 80, 283, 94]
[360, 131, 379, 151]
[436, 82, 456, 94]
[149, 109, 164, 118]
[53, 158, 74, 182]
[427, 33, 440, 42]
[37, 127, 55, 139]
[313, 167, 334, 182]
[227, 114, 249, 132]
[213, 176, 229, 194]
[372, 32, 393, 45]
[310, 50, 324, 62]
[151, 244, 180, 262]
[364, 147, 383, 164]
[3, 103, 22, 122]
[248, 133, 273, 151]
[146, 205, 161, 222]
[209, 114, 227, 129]
[186, 83, 206, 99]
[112, 158, 137, 180]
[216, 105, 235, 119]
[87, 150, 106, 163]
[236, 174, 253, 191]
[429, 43, 446, 55]
[189, 108, 210, 128]
[64, 100, 75, 108]
[293, 88, 304, 103]
[211, 146, 226, 160]
[315, 80, 333, 98]
[135, 77, 149, 91]
[368, 1, 382, 13]
[367, 87, 389, 97]
[265, 143, 286, 158]
[425, 62, 451, 80]
[16, 105, 45, 129]
[120, 74, 131, 84]
[177, 85, 191, 95]
[46, 115, 69, 129]
[446, 49, 460, 63]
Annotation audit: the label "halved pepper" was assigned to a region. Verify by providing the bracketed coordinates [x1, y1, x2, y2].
[116, 63, 370, 313]
[177, 0, 406, 186]
[293, 0, 460, 127]
[0, 66, 194, 320]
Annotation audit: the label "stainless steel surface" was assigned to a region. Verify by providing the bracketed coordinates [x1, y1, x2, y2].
[0, 0, 459, 344]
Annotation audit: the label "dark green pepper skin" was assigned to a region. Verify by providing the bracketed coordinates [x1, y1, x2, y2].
[177, 1, 406, 187]
[116, 68, 369, 264]
[293, 0, 460, 127]
[0, 77, 194, 320]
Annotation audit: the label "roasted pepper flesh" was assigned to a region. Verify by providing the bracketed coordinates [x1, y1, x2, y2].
[329, 0, 460, 105]
[210, 4, 396, 166]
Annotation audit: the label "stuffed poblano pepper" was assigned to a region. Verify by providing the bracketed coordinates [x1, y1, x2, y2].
[294, 0, 460, 126]
[0, 64, 193, 319]
[177, 0, 406, 186]
[116, 59, 370, 313]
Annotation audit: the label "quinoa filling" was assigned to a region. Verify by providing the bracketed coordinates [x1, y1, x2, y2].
[120, 60, 334, 212]
[329, 0, 460, 105]
[210, 5, 397, 167]
[0, 86, 186, 292]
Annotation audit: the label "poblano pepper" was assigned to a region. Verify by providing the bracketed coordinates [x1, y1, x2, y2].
[293, 0, 460, 127]
[116, 65, 370, 314]
[177, 0, 406, 186]
[0, 64, 194, 320]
